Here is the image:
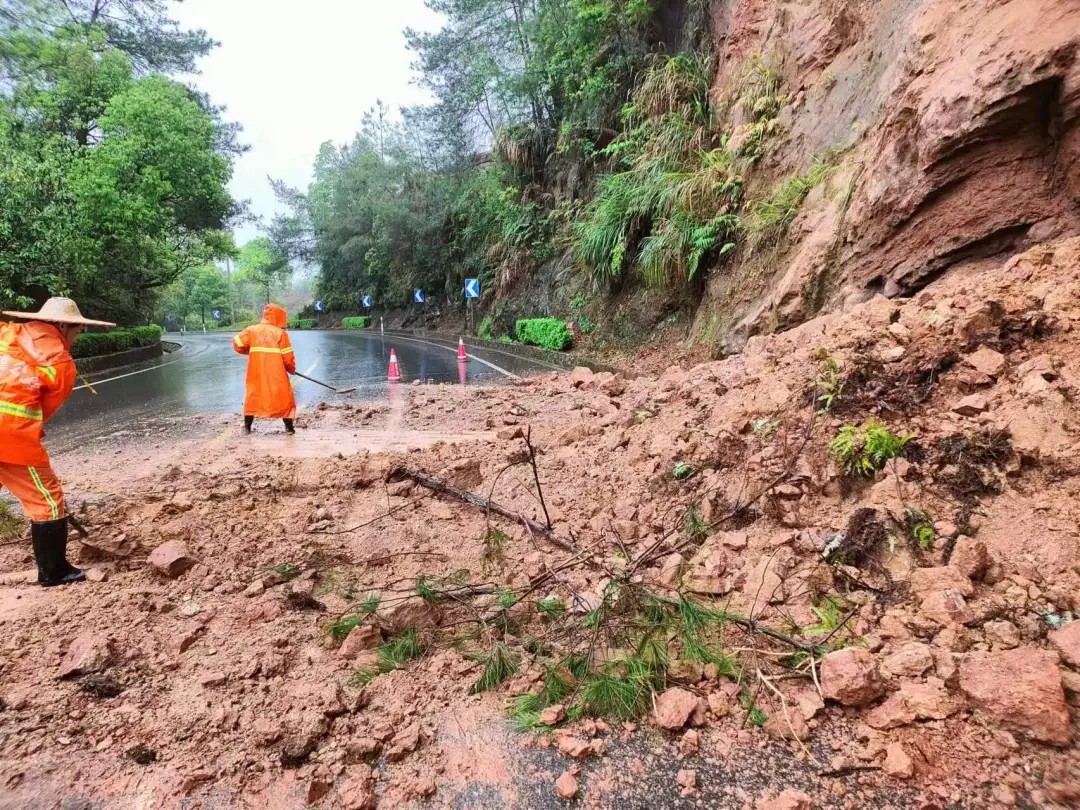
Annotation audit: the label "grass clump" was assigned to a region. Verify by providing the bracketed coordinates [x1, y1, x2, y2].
[263, 562, 302, 581]
[328, 614, 365, 643]
[748, 151, 844, 245]
[515, 318, 573, 351]
[536, 596, 566, 620]
[352, 628, 426, 686]
[903, 508, 936, 551]
[469, 642, 520, 695]
[0, 500, 24, 541]
[829, 419, 913, 477]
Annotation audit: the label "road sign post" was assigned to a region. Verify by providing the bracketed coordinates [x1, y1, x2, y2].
[464, 278, 480, 335]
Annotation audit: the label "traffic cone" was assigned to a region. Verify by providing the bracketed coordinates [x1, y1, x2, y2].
[387, 348, 402, 382]
[457, 337, 468, 362]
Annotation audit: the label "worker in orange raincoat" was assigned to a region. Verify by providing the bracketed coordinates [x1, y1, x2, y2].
[233, 303, 298, 434]
[0, 297, 116, 587]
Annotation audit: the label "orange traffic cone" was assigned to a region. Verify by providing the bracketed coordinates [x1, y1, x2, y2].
[387, 348, 402, 382]
[457, 337, 468, 362]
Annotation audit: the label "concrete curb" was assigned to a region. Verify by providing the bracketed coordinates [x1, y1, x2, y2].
[74, 342, 163, 374]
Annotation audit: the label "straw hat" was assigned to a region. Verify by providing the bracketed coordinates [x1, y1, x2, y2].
[3, 297, 116, 328]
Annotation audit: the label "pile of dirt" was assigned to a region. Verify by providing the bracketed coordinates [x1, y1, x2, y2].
[3, 239, 1080, 808]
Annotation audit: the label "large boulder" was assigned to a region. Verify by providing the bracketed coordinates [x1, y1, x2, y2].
[959, 648, 1072, 746]
[821, 648, 885, 706]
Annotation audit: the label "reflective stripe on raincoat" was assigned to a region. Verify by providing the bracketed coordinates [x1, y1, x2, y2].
[0, 321, 77, 465]
[233, 304, 297, 418]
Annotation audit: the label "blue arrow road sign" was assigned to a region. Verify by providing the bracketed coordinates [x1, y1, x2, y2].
[413, 289, 425, 304]
[314, 300, 324, 312]
[212, 309, 222, 320]
[464, 278, 480, 299]
[361, 295, 372, 308]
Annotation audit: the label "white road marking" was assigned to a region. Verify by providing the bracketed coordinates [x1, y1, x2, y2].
[72, 353, 187, 391]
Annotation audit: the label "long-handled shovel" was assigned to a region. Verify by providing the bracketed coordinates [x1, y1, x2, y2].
[291, 370, 357, 395]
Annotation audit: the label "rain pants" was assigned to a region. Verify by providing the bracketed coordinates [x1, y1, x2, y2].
[0, 321, 77, 520]
[233, 304, 297, 419]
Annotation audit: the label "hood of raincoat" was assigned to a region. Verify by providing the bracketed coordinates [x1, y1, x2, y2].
[261, 304, 287, 328]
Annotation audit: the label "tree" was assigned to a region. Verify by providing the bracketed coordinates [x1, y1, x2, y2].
[0, 0, 216, 74]
[0, 26, 237, 323]
[236, 238, 291, 306]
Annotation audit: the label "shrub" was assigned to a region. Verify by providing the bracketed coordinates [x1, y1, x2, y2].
[477, 314, 495, 340]
[72, 325, 162, 358]
[287, 318, 316, 330]
[829, 419, 914, 477]
[515, 318, 573, 351]
[342, 316, 371, 330]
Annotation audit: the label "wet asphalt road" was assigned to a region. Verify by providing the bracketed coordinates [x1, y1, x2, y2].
[47, 330, 559, 452]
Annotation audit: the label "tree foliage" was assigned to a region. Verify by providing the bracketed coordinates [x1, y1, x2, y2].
[0, 21, 237, 324]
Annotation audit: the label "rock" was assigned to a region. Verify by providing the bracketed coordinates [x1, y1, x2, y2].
[173, 624, 204, 655]
[340, 775, 377, 810]
[243, 580, 265, 598]
[676, 769, 697, 789]
[654, 687, 707, 730]
[866, 679, 962, 729]
[555, 733, 599, 758]
[555, 771, 579, 800]
[385, 721, 421, 761]
[59, 635, 113, 679]
[199, 671, 227, 688]
[346, 738, 381, 762]
[908, 567, 973, 597]
[952, 394, 988, 416]
[679, 729, 700, 756]
[685, 538, 730, 595]
[378, 601, 443, 634]
[147, 541, 197, 578]
[919, 589, 974, 626]
[983, 620, 1021, 650]
[820, 648, 884, 706]
[764, 709, 810, 741]
[555, 423, 599, 447]
[539, 704, 566, 726]
[882, 642, 934, 679]
[598, 374, 627, 397]
[959, 648, 1071, 745]
[1020, 371, 1052, 395]
[883, 742, 914, 779]
[964, 347, 1006, 377]
[496, 426, 524, 440]
[85, 568, 109, 583]
[305, 777, 332, 805]
[569, 367, 595, 388]
[949, 537, 989, 579]
[1049, 622, 1080, 669]
[658, 553, 685, 588]
[339, 624, 382, 659]
[756, 790, 813, 810]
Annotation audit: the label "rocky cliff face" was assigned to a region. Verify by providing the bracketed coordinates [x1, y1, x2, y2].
[703, 0, 1080, 352]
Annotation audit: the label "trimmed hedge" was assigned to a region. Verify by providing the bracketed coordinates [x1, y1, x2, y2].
[515, 318, 572, 351]
[342, 316, 371, 329]
[287, 318, 316, 329]
[72, 325, 162, 359]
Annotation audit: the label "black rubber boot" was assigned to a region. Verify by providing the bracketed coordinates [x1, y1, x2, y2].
[32, 517, 85, 587]
[283, 418, 295, 435]
[244, 415, 254, 434]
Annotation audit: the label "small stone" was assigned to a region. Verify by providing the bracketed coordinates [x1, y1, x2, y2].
[756, 790, 813, 810]
[964, 348, 1006, 377]
[764, 709, 810, 741]
[243, 581, 265, 598]
[555, 733, 597, 758]
[919, 589, 973, 626]
[198, 671, 226, 688]
[85, 568, 109, 583]
[984, 620, 1021, 650]
[385, 721, 421, 761]
[305, 777, 332, 805]
[908, 567, 974, 598]
[949, 537, 989, 579]
[654, 687, 707, 730]
[339, 624, 382, 659]
[173, 624, 204, 655]
[496, 426, 524, 441]
[676, 769, 697, 789]
[883, 742, 914, 779]
[554, 771, 579, 800]
[59, 635, 112, 679]
[882, 642, 934, 679]
[539, 704, 566, 726]
[1049, 622, 1080, 669]
[820, 648, 884, 706]
[147, 541, 197, 578]
[678, 729, 700, 756]
[569, 367, 595, 388]
[867, 679, 962, 729]
[952, 394, 987, 416]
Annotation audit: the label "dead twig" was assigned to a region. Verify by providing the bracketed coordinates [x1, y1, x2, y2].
[390, 466, 576, 552]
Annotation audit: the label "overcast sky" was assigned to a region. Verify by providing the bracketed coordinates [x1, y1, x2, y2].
[170, 0, 441, 246]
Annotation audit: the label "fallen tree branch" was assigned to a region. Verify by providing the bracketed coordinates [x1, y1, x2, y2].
[389, 466, 577, 552]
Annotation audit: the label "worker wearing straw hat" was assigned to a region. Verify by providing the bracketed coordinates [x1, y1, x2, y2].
[0, 297, 114, 586]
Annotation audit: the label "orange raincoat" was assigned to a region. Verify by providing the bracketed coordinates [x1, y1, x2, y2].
[233, 304, 297, 418]
[0, 321, 77, 466]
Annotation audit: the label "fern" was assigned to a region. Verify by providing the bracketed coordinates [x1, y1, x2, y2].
[829, 419, 913, 477]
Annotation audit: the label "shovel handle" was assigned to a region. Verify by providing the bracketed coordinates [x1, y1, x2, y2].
[290, 370, 337, 391]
